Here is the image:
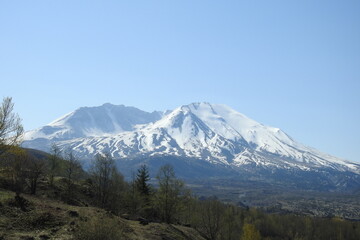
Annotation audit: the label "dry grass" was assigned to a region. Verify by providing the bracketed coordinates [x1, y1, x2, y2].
[73, 216, 127, 240]
[125, 221, 205, 240]
[0, 188, 205, 240]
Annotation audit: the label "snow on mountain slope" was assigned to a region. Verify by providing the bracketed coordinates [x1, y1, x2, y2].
[23, 103, 162, 150]
[22, 102, 360, 175]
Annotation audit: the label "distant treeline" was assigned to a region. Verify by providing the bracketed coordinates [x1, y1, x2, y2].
[1, 144, 360, 240]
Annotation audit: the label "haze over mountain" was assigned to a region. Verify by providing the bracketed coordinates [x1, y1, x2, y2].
[22, 102, 360, 190]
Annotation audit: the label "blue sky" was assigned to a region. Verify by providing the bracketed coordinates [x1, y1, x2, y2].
[1, 0, 359, 162]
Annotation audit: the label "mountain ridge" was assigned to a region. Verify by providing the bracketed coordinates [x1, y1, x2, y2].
[22, 102, 360, 182]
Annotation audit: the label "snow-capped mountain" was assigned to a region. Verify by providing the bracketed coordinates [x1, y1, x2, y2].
[24, 103, 162, 149]
[22, 102, 360, 187]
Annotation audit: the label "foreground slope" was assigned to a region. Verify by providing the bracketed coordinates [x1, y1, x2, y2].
[0, 189, 205, 240]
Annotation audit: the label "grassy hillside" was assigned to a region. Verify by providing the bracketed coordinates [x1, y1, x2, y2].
[0, 188, 205, 240]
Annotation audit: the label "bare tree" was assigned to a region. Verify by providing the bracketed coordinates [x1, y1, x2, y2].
[0, 97, 23, 155]
[221, 205, 241, 240]
[1, 146, 28, 196]
[48, 143, 62, 186]
[90, 153, 124, 209]
[198, 199, 223, 240]
[26, 154, 46, 195]
[127, 171, 143, 215]
[155, 164, 185, 223]
[64, 149, 82, 199]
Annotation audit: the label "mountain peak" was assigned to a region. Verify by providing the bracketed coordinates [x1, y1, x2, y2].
[102, 102, 114, 107]
[24, 103, 162, 141]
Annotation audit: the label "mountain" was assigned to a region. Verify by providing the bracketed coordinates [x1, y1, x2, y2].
[23, 103, 162, 151]
[22, 102, 360, 190]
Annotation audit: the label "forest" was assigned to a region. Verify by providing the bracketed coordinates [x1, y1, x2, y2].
[0, 144, 360, 240]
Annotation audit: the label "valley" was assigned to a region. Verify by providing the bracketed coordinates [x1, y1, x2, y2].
[187, 179, 360, 220]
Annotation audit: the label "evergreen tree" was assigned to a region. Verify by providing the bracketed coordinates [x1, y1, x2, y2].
[135, 164, 151, 196]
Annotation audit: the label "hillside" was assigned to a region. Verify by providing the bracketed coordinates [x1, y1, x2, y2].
[1, 181, 360, 240]
[0, 189, 205, 240]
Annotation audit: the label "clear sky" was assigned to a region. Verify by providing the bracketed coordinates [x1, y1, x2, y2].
[1, 1, 359, 162]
